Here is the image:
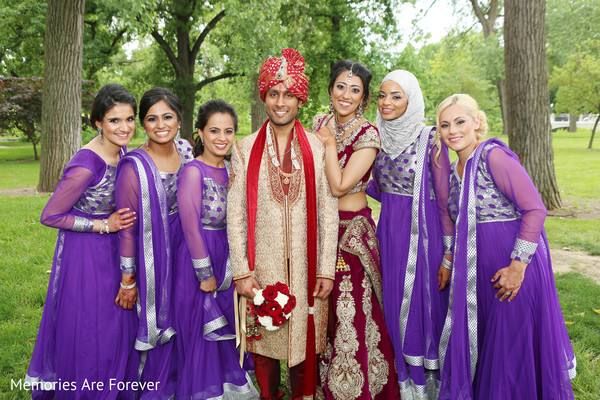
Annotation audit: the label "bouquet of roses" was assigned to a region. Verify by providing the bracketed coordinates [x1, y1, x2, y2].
[252, 282, 296, 332]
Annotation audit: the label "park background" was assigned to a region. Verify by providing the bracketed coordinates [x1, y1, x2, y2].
[1, 0, 599, 398]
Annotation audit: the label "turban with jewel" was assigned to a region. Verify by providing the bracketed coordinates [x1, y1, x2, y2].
[258, 48, 309, 103]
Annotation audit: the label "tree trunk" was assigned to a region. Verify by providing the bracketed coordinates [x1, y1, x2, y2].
[589, 114, 599, 149]
[251, 75, 268, 134]
[33, 140, 39, 161]
[504, 0, 561, 210]
[568, 114, 577, 132]
[173, 74, 196, 142]
[497, 77, 508, 135]
[38, 0, 85, 192]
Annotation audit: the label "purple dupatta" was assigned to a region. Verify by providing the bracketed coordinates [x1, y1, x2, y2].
[438, 138, 507, 399]
[116, 149, 176, 352]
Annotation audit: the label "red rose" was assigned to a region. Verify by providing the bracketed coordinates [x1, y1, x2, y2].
[283, 295, 296, 314]
[272, 315, 286, 327]
[262, 285, 278, 301]
[267, 301, 283, 317]
[275, 282, 290, 295]
[256, 303, 269, 317]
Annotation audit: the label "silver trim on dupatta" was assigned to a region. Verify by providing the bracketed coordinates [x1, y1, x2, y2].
[398, 127, 434, 357]
[438, 147, 481, 382]
[130, 156, 175, 352]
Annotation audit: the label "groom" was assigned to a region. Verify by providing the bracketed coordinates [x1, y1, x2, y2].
[227, 48, 338, 399]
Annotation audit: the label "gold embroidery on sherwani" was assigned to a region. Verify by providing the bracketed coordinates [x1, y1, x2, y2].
[328, 275, 363, 400]
[267, 136, 303, 208]
[228, 131, 338, 366]
[362, 274, 389, 396]
[339, 216, 384, 309]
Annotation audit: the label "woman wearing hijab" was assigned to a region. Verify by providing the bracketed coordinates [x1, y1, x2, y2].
[366, 70, 453, 399]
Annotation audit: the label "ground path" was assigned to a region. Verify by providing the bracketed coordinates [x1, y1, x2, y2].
[551, 248, 600, 284]
[2, 187, 599, 284]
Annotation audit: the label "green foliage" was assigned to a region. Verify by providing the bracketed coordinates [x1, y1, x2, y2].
[0, 77, 96, 160]
[0, 0, 136, 80]
[418, 32, 498, 122]
[551, 51, 600, 118]
[546, 0, 600, 69]
[0, 77, 43, 159]
[82, 0, 138, 80]
[0, 0, 46, 77]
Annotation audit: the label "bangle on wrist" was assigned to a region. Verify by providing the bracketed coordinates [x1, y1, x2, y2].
[120, 281, 136, 290]
[441, 257, 452, 271]
[99, 219, 108, 234]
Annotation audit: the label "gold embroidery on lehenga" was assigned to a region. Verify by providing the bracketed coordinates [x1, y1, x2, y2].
[339, 216, 384, 308]
[319, 342, 334, 397]
[362, 274, 389, 396]
[328, 275, 364, 400]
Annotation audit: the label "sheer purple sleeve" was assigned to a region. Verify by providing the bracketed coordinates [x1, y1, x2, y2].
[366, 175, 382, 202]
[177, 164, 213, 282]
[487, 147, 547, 263]
[115, 164, 139, 274]
[430, 142, 455, 253]
[40, 166, 96, 232]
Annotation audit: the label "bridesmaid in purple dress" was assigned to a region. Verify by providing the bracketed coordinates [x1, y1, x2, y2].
[115, 88, 194, 399]
[366, 70, 453, 399]
[313, 60, 400, 400]
[436, 94, 575, 399]
[173, 99, 258, 398]
[26, 84, 139, 399]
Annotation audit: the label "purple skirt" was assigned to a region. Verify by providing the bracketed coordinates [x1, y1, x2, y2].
[27, 211, 139, 400]
[377, 192, 448, 394]
[173, 226, 257, 399]
[471, 220, 575, 399]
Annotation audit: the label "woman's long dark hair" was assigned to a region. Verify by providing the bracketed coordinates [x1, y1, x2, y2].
[193, 99, 238, 158]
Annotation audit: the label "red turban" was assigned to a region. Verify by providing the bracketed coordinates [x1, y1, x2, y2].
[258, 48, 309, 104]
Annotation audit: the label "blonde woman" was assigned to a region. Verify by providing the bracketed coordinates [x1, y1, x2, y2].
[436, 93, 575, 399]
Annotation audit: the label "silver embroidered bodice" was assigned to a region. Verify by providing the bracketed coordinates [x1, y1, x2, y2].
[372, 130, 435, 198]
[73, 164, 117, 215]
[159, 166, 182, 215]
[160, 139, 194, 215]
[448, 144, 520, 223]
[201, 177, 228, 230]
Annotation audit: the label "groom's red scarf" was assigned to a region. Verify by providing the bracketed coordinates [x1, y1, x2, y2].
[246, 118, 318, 398]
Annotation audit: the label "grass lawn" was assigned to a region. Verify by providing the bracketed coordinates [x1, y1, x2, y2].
[0, 130, 599, 398]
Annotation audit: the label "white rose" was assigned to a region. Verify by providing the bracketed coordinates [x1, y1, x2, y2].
[253, 290, 265, 306]
[274, 292, 289, 307]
